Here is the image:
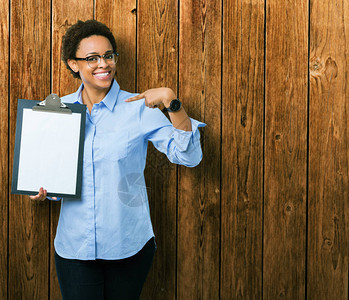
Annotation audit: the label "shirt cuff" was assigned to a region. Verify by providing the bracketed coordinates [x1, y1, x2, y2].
[173, 118, 206, 151]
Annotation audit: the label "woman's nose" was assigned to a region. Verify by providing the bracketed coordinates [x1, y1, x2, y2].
[98, 57, 109, 67]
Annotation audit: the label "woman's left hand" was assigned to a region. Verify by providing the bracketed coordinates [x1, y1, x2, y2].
[125, 87, 176, 109]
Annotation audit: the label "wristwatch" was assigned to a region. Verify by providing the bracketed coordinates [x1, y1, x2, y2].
[163, 98, 182, 113]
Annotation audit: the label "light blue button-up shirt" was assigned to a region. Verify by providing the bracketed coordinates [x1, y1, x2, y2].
[53, 80, 205, 260]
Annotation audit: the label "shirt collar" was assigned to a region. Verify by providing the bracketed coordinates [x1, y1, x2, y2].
[74, 79, 120, 111]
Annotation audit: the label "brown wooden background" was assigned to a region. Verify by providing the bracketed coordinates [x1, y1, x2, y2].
[0, 0, 348, 299]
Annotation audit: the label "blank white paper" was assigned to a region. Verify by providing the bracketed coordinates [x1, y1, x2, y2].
[17, 109, 81, 195]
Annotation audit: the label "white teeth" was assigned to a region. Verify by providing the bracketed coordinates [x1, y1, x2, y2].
[94, 72, 109, 77]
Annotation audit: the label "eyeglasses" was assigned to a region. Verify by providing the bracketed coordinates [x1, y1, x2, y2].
[74, 52, 119, 68]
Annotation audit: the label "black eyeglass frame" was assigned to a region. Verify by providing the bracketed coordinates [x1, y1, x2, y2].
[74, 52, 119, 67]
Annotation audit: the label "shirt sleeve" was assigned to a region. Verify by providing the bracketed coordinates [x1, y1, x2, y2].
[140, 105, 206, 167]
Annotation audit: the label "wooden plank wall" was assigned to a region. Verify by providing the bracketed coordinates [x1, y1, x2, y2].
[9, 1, 51, 299]
[264, 0, 308, 298]
[0, 0, 348, 299]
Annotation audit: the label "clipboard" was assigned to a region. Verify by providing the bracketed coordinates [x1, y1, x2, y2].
[11, 94, 86, 198]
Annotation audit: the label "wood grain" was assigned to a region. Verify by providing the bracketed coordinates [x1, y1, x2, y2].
[177, 0, 221, 299]
[9, 0, 51, 298]
[50, 2, 94, 299]
[263, 0, 308, 299]
[221, 0, 264, 299]
[308, 0, 349, 298]
[1, 0, 349, 298]
[95, 0, 137, 92]
[51, 0, 90, 98]
[137, 0, 178, 299]
[0, 1, 9, 299]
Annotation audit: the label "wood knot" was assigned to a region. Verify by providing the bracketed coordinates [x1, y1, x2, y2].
[26, 49, 33, 69]
[285, 203, 293, 213]
[279, 289, 286, 298]
[131, 8, 137, 14]
[310, 57, 323, 73]
[323, 238, 332, 249]
[324, 57, 338, 82]
[241, 114, 247, 127]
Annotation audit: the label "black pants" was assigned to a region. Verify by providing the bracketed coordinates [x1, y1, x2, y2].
[54, 238, 156, 300]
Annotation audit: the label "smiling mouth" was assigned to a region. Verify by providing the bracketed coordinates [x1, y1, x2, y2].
[93, 71, 111, 79]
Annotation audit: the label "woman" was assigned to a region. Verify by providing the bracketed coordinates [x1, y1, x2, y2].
[30, 20, 205, 299]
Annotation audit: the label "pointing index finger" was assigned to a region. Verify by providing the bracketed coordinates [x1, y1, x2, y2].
[125, 93, 145, 102]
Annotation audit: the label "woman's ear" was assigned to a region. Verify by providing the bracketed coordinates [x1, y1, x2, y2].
[67, 59, 79, 73]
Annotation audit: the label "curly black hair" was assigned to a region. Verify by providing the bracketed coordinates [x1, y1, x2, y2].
[62, 20, 117, 79]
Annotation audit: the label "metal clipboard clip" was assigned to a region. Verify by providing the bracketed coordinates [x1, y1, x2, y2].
[32, 93, 72, 114]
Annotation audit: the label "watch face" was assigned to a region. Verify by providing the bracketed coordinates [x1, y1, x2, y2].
[170, 99, 181, 111]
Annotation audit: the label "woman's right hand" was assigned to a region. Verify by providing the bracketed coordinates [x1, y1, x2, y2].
[29, 187, 57, 201]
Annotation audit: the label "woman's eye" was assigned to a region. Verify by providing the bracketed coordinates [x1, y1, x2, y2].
[86, 56, 98, 62]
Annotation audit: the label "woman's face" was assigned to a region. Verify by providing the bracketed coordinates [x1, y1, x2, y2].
[69, 35, 116, 92]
